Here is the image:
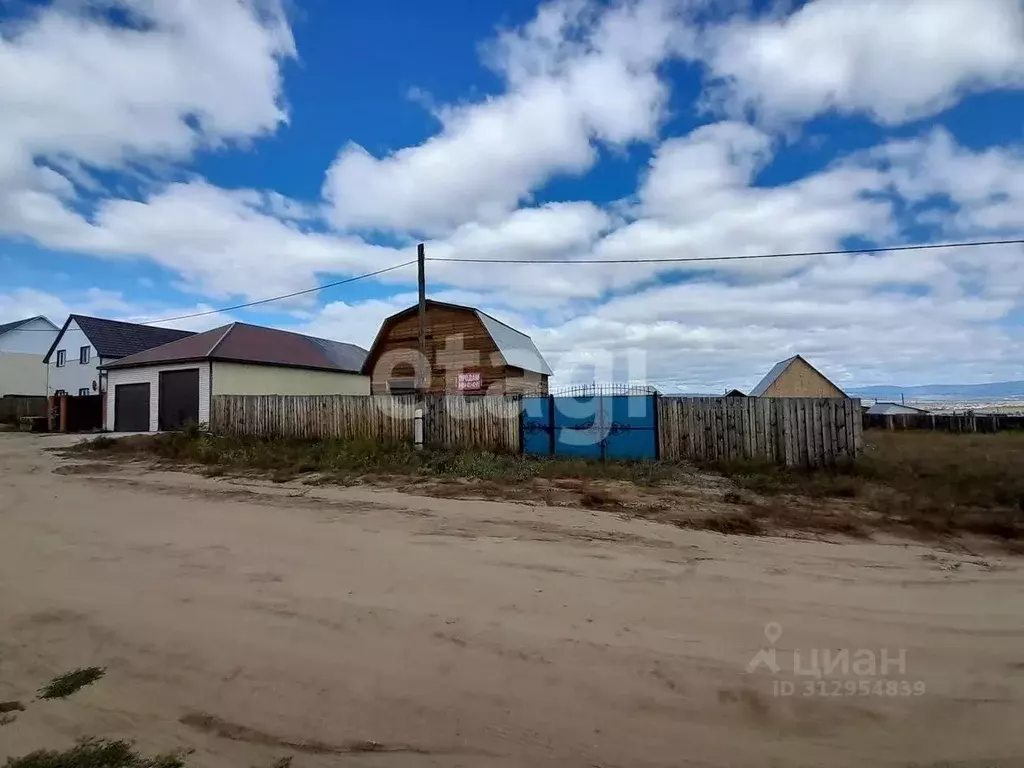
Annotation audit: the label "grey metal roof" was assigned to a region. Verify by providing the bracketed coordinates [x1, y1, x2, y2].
[0, 316, 55, 336]
[749, 355, 798, 397]
[475, 310, 553, 376]
[866, 402, 928, 415]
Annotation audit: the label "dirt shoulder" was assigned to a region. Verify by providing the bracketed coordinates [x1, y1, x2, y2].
[67, 430, 1024, 553]
[2, 432, 1024, 767]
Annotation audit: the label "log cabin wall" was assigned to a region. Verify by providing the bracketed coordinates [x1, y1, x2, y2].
[364, 304, 548, 395]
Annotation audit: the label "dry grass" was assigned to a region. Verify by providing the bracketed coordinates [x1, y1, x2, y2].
[3, 739, 186, 768]
[73, 430, 1024, 549]
[715, 431, 1024, 545]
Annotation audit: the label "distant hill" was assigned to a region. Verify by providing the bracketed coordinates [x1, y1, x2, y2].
[849, 381, 1024, 399]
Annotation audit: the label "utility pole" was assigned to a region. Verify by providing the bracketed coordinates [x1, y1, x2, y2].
[417, 242, 427, 393]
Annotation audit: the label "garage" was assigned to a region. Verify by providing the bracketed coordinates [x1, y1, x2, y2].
[158, 369, 200, 431]
[113, 383, 150, 432]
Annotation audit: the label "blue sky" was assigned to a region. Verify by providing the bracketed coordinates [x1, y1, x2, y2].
[2, 0, 1024, 391]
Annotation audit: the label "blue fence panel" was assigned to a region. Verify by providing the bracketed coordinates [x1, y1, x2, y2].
[521, 394, 658, 461]
[553, 396, 604, 459]
[522, 396, 552, 456]
[605, 395, 657, 460]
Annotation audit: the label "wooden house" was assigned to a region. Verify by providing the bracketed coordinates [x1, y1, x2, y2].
[361, 300, 551, 395]
[749, 355, 847, 398]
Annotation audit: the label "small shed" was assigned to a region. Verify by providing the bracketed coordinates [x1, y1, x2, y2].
[362, 300, 551, 395]
[101, 323, 369, 432]
[749, 355, 847, 398]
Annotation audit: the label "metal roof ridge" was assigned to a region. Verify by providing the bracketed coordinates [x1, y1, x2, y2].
[207, 323, 237, 357]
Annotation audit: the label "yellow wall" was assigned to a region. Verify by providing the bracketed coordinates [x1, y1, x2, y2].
[763, 357, 846, 398]
[0, 352, 48, 396]
[212, 362, 370, 396]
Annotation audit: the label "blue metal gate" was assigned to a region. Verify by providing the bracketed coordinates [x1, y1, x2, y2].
[522, 395, 658, 460]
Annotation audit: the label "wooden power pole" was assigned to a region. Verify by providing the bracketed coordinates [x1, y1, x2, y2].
[417, 243, 427, 393]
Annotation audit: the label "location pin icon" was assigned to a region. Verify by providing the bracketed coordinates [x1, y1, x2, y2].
[764, 622, 783, 645]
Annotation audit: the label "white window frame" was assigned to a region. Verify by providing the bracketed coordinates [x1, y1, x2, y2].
[56, 349, 66, 367]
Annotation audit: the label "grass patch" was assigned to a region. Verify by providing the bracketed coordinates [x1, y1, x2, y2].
[74, 433, 689, 487]
[4, 739, 185, 768]
[0, 701, 25, 714]
[38, 667, 105, 700]
[715, 431, 1024, 544]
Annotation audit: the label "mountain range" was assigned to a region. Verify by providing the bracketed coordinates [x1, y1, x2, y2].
[847, 381, 1024, 399]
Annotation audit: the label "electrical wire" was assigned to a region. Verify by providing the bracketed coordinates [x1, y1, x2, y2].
[141, 260, 417, 324]
[424, 237, 1024, 264]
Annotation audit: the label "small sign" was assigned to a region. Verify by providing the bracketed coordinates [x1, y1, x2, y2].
[458, 372, 482, 391]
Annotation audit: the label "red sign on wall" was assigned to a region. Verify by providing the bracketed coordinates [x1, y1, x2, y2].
[457, 372, 482, 391]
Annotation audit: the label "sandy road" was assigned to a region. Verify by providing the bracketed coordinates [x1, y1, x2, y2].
[1, 433, 1023, 767]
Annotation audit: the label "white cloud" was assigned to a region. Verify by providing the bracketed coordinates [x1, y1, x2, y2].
[871, 129, 1024, 232]
[698, 0, 1024, 125]
[0, 180, 408, 301]
[323, 0, 688, 234]
[0, 0, 294, 189]
[0, 286, 230, 332]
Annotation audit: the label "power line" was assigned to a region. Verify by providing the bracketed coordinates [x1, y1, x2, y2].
[425, 237, 1024, 264]
[8, 259, 418, 330]
[141, 260, 417, 324]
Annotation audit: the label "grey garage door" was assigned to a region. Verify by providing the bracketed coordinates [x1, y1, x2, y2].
[158, 369, 200, 431]
[114, 383, 150, 432]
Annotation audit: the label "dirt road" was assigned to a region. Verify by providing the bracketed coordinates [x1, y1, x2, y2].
[1, 433, 1023, 767]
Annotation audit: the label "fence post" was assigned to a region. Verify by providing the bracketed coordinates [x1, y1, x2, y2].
[652, 393, 661, 461]
[414, 407, 424, 450]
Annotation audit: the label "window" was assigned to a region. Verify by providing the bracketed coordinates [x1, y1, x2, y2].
[56, 349, 66, 367]
[79, 346, 90, 364]
[387, 378, 420, 396]
[79, 388, 90, 397]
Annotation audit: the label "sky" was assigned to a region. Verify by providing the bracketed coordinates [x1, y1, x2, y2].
[1, 0, 1023, 393]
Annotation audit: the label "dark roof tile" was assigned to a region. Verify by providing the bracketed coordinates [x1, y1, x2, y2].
[103, 323, 367, 373]
[45, 315, 195, 362]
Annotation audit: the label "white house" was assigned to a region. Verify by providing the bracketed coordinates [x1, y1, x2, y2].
[0, 316, 58, 396]
[44, 315, 195, 399]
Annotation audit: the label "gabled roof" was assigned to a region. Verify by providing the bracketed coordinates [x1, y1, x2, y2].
[103, 322, 368, 373]
[749, 354, 846, 397]
[749, 356, 799, 397]
[0, 316, 56, 336]
[362, 300, 552, 376]
[44, 315, 195, 363]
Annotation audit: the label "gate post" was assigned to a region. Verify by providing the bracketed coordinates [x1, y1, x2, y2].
[548, 395, 556, 456]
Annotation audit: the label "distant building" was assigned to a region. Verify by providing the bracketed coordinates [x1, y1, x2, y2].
[865, 402, 929, 416]
[749, 355, 847, 398]
[724, 389, 746, 398]
[0, 316, 58, 396]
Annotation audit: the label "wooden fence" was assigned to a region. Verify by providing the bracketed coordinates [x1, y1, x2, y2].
[658, 397, 862, 467]
[423, 395, 520, 452]
[212, 394, 863, 467]
[211, 394, 521, 452]
[0, 395, 47, 424]
[212, 395, 418, 443]
[864, 413, 1024, 433]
